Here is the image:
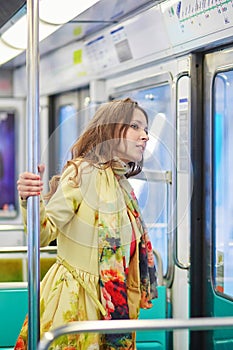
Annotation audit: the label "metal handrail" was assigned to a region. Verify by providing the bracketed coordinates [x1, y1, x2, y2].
[26, 0, 40, 347]
[153, 248, 164, 286]
[134, 169, 172, 184]
[0, 224, 24, 231]
[173, 71, 191, 271]
[38, 317, 233, 350]
[0, 246, 57, 254]
[0, 281, 28, 289]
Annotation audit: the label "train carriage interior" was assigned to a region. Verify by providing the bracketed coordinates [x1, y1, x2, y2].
[1, 0, 233, 349]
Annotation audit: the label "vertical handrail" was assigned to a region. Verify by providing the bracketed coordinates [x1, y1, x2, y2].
[26, 0, 40, 349]
[173, 72, 191, 270]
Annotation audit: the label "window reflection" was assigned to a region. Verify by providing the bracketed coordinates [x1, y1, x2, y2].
[118, 85, 172, 276]
[213, 71, 233, 298]
[58, 104, 78, 172]
[0, 111, 17, 218]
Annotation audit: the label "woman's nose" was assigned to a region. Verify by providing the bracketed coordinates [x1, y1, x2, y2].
[140, 129, 149, 141]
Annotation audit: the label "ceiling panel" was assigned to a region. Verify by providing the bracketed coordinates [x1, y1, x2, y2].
[39, 0, 157, 54]
[1, 0, 160, 69]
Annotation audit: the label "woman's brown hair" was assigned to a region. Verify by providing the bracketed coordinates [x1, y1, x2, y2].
[45, 97, 148, 200]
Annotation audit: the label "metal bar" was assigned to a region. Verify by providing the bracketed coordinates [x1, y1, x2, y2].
[0, 246, 57, 254]
[173, 72, 191, 271]
[26, 0, 40, 348]
[165, 177, 175, 286]
[38, 317, 233, 350]
[153, 249, 164, 286]
[0, 224, 24, 231]
[135, 170, 172, 183]
[0, 282, 28, 289]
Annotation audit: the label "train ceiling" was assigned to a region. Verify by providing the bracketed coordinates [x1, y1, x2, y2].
[0, 0, 159, 69]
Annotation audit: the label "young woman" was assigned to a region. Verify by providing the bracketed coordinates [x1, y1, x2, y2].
[15, 98, 157, 350]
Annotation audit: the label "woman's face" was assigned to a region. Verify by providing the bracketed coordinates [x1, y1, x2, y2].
[114, 108, 149, 163]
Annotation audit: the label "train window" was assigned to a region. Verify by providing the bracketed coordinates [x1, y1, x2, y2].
[113, 85, 172, 277]
[0, 110, 17, 219]
[57, 104, 78, 172]
[49, 89, 90, 176]
[213, 71, 233, 298]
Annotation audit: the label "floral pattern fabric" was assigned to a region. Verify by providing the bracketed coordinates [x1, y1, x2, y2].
[14, 159, 157, 350]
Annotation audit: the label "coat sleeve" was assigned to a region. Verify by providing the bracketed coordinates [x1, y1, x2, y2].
[19, 163, 85, 246]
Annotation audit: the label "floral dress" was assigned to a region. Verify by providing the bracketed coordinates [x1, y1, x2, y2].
[14, 160, 157, 350]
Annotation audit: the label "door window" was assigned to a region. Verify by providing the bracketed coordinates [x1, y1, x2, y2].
[117, 85, 173, 277]
[213, 71, 233, 298]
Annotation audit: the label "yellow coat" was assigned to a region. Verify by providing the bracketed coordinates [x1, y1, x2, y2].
[18, 161, 144, 349]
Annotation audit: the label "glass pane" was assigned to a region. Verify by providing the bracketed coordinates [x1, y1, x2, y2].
[118, 85, 172, 276]
[58, 104, 78, 171]
[213, 71, 233, 298]
[0, 111, 17, 218]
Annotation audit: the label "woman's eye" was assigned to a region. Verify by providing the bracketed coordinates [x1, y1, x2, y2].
[130, 123, 139, 130]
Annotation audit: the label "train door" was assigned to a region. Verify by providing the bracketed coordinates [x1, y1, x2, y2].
[47, 88, 90, 181]
[200, 47, 233, 349]
[106, 59, 192, 350]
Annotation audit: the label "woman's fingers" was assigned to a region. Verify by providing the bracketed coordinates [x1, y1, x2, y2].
[17, 171, 44, 199]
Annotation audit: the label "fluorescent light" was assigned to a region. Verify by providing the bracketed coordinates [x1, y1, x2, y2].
[0, 39, 23, 65]
[1, 16, 27, 49]
[39, 0, 100, 25]
[0, 0, 100, 65]
[2, 15, 61, 50]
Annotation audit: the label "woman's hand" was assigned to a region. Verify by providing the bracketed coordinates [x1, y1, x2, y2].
[17, 164, 45, 200]
[140, 291, 153, 309]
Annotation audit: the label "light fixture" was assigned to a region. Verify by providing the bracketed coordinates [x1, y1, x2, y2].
[1, 15, 61, 50]
[39, 0, 100, 25]
[0, 0, 100, 65]
[0, 39, 23, 65]
[2, 15, 27, 50]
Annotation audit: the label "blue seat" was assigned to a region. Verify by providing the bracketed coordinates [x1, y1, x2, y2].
[0, 286, 28, 348]
[0, 285, 167, 349]
[137, 286, 167, 350]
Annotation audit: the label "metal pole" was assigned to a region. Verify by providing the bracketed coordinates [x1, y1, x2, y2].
[37, 318, 233, 350]
[26, 0, 40, 349]
[0, 246, 57, 254]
